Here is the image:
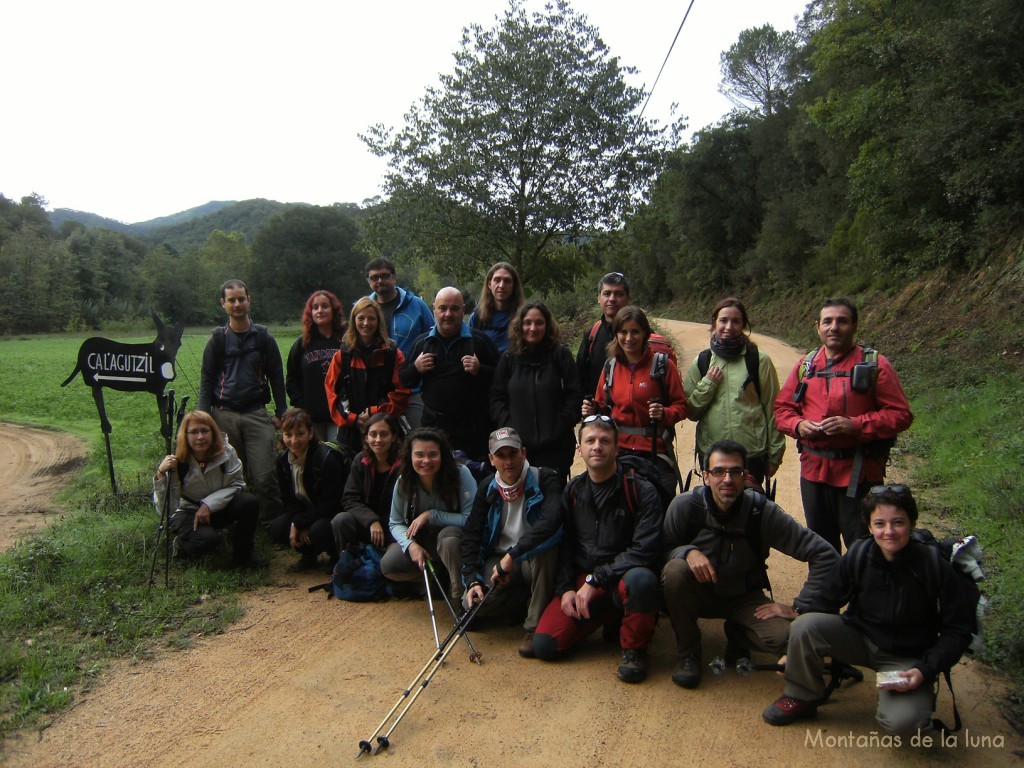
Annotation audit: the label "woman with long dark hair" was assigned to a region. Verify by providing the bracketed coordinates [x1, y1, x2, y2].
[286, 290, 345, 441]
[469, 261, 525, 354]
[490, 301, 581, 480]
[153, 410, 263, 568]
[380, 427, 477, 599]
[332, 412, 403, 552]
[325, 297, 410, 452]
[684, 297, 784, 489]
[266, 407, 345, 571]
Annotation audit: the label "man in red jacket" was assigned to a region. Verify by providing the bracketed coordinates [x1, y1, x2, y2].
[774, 298, 912, 552]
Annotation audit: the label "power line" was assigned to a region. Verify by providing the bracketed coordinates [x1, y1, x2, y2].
[637, 0, 697, 121]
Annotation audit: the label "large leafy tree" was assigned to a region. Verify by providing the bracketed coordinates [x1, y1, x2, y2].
[719, 24, 801, 116]
[361, 0, 667, 285]
[249, 205, 365, 321]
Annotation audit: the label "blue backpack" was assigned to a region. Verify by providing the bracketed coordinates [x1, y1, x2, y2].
[331, 544, 392, 602]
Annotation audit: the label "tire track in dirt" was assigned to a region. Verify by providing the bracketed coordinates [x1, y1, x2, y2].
[0, 423, 87, 551]
[3, 325, 1021, 767]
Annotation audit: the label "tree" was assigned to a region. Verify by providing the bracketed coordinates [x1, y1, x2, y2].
[361, 0, 667, 285]
[249, 205, 365, 321]
[719, 24, 800, 116]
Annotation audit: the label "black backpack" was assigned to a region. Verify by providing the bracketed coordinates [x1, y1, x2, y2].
[696, 344, 763, 400]
[682, 488, 771, 596]
[209, 323, 273, 404]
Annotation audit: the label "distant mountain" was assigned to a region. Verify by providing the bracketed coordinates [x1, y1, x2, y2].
[130, 201, 238, 233]
[49, 208, 135, 234]
[138, 199, 306, 251]
[48, 199, 314, 252]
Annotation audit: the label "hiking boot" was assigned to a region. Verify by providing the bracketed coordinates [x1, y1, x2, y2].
[288, 553, 319, 572]
[762, 695, 818, 726]
[518, 631, 536, 659]
[671, 652, 702, 689]
[724, 620, 750, 664]
[234, 552, 269, 570]
[617, 648, 648, 683]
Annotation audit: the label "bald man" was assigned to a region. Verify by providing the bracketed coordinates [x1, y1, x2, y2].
[399, 287, 500, 459]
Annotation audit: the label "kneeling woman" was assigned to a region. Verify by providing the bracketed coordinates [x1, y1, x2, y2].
[332, 412, 403, 552]
[153, 411, 262, 568]
[267, 407, 345, 570]
[763, 485, 973, 736]
[380, 427, 477, 599]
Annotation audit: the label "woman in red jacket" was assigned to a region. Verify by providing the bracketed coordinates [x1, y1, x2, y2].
[325, 298, 410, 452]
[582, 306, 686, 504]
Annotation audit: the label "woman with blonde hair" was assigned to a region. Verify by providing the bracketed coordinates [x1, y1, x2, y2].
[153, 410, 263, 567]
[325, 297, 409, 451]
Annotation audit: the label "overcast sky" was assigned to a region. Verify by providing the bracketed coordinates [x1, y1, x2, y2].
[3, 0, 808, 224]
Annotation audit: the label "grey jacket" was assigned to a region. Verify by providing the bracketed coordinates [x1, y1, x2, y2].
[663, 487, 838, 610]
[153, 440, 246, 515]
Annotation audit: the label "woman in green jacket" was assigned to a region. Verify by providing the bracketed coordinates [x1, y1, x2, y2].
[683, 298, 785, 490]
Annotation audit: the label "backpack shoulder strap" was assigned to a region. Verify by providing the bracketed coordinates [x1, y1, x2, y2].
[696, 348, 712, 378]
[745, 344, 762, 400]
[622, 470, 639, 515]
[798, 347, 820, 382]
[586, 320, 603, 355]
[649, 351, 668, 403]
[602, 356, 617, 407]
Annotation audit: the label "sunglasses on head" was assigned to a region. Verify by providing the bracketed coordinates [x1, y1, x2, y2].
[869, 484, 910, 496]
[577, 413, 616, 440]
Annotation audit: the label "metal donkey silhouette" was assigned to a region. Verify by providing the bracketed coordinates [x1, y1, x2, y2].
[62, 309, 186, 493]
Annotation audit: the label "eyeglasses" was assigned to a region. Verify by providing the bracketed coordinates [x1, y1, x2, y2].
[581, 414, 614, 426]
[187, 428, 212, 437]
[869, 484, 910, 496]
[367, 272, 394, 283]
[707, 467, 745, 479]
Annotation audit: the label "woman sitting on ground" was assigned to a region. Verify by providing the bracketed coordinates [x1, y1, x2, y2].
[332, 412, 403, 553]
[762, 484, 973, 735]
[326, 297, 410, 452]
[266, 407, 345, 571]
[490, 301, 582, 481]
[380, 427, 477, 600]
[153, 410, 263, 568]
[683, 297, 784, 490]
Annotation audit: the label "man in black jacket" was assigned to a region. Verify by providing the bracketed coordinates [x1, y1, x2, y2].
[462, 428, 563, 658]
[532, 416, 662, 683]
[399, 287, 499, 460]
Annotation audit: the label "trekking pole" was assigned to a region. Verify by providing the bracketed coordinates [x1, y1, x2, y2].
[423, 566, 441, 651]
[648, 397, 661, 462]
[426, 560, 483, 664]
[356, 588, 495, 758]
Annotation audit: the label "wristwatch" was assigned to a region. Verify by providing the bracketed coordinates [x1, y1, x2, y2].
[584, 573, 599, 588]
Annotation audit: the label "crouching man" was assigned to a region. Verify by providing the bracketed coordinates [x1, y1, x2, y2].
[662, 439, 837, 689]
[461, 428, 563, 658]
[532, 415, 662, 683]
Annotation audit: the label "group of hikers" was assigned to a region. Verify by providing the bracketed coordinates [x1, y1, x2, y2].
[152, 261, 976, 738]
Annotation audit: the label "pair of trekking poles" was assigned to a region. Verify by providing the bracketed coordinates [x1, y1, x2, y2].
[357, 561, 495, 757]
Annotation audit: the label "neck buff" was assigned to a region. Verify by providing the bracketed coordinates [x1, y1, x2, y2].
[710, 333, 746, 360]
[496, 460, 530, 502]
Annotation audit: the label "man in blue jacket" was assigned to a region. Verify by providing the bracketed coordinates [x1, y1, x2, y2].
[365, 257, 435, 428]
[462, 427, 563, 658]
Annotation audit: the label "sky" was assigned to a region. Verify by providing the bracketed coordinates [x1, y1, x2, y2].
[3, 0, 808, 224]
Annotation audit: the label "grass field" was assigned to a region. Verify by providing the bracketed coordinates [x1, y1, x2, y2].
[0, 326, 301, 741]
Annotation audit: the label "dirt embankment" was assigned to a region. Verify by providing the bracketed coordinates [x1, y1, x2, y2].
[2, 323, 1021, 768]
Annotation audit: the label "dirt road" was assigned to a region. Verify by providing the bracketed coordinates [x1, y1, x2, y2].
[3, 322, 1021, 767]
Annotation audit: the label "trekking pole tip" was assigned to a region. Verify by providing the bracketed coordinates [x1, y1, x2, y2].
[357, 740, 373, 758]
[374, 736, 390, 754]
[469, 650, 483, 665]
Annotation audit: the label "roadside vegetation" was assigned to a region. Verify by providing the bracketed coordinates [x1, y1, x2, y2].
[0, 331, 278, 741]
